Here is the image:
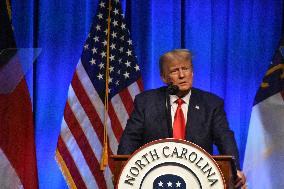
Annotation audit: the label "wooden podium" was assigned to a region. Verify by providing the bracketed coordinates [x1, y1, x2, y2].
[111, 155, 236, 189]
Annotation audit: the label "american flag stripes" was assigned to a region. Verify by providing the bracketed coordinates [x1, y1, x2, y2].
[55, 0, 143, 188]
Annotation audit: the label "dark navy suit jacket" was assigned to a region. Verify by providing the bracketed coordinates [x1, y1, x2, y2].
[117, 86, 240, 169]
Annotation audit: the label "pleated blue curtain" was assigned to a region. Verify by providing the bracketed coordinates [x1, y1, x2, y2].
[11, 0, 282, 188]
[127, 0, 283, 165]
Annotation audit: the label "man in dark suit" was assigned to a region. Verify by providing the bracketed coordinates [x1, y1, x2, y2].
[117, 49, 246, 188]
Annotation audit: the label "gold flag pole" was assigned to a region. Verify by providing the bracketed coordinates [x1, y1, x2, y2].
[100, 0, 112, 171]
[6, 0, 12, 19]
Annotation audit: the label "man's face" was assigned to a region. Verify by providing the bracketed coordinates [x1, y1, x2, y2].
[161, 60, 193, 96]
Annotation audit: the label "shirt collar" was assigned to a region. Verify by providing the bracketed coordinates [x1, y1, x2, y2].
[170, 90, 191, 105]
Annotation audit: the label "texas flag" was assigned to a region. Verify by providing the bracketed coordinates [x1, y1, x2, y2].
[243, 36, 284, 188]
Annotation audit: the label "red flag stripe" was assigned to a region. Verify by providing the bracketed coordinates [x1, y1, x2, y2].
[61, 119, 112, 188]
[57, 137, 87, 189]
[55, 0, 145, 186]
[108, 103, 124, 141]
[76, 61, 119, 154]
[60, 117, 102, 189]
[72, 70, 123, 148]
[110, 94, 129, 131]
[137, 77, 144, 92]
[72, 72, 117, 155]
[71, 73, 104, 144]
[65, 84, 115, 174]
[119, 88, 135, 115]
[64, 104, 108, 188]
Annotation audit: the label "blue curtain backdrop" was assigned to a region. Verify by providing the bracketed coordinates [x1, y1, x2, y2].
[10, 0, 283, 188]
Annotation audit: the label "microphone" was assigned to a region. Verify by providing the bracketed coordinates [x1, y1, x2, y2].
[167, 82, 179, 95]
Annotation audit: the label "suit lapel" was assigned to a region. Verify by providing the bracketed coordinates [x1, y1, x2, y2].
[155, 87, 172, 138]
[186, 88, 202, 141]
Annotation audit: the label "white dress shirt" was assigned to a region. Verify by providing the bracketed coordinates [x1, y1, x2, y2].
[170, 91, 191, 127]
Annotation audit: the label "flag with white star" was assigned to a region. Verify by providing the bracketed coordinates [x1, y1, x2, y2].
[153, 174, 186, 189]
[55, 0, 143, 188]
[80, 0, 141, 100]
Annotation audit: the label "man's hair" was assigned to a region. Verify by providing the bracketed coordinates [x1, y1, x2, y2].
[159, 49, 193, 75]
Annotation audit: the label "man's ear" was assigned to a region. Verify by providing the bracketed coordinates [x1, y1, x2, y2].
[161, 74, 168, 84]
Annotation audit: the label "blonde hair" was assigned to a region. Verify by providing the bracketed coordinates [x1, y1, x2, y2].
[159, 49, 193, 75]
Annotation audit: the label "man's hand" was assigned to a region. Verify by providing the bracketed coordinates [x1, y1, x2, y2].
[235, 170, 247, 188]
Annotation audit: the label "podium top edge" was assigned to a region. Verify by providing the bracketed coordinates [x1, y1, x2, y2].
[110, 155, 234, 160]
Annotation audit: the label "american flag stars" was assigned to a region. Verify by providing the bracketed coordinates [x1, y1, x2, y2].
[93, 36, 99, 42]
[99, 1, 105, 8]
[56, 1, 143, 188]
[110, 43, 116, 49]
[97, 73, 103, 80]
[96, 24, 101, 31]
[91, 47, 97, 54]
[81, 0, 140, 99]
[113, 8, 119, 15]
[112, 20, 118, 27]
[89, 58, 96, 65]
[97, 13, 103, 19]
[134, 64, 140, 71]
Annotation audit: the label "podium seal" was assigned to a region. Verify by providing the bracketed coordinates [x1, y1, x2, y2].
[117, 139, 225, 189]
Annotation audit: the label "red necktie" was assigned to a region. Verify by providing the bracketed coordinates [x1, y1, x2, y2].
[173, 98, 186, 139]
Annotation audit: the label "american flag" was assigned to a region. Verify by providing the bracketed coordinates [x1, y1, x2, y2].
[55, 0, 143, 188]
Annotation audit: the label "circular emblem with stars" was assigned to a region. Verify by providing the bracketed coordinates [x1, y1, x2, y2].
[116, 139, 225, 189]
